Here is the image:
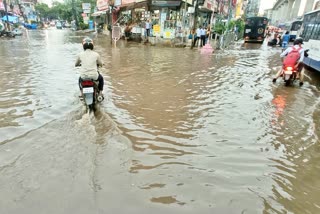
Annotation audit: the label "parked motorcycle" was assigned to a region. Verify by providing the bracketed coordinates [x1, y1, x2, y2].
[79, 78, 104, 112]
[0, 30, 15, 38]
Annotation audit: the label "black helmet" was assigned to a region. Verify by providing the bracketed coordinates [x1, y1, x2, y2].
[293, 38, 304, 45]
[82, 37, 94, 50]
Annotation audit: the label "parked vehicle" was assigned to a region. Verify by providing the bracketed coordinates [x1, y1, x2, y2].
[300, 9, 320, 72]
[56, 21, 62, 29]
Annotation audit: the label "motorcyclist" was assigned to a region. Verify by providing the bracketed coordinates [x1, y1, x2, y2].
[272, 38, 305, 86]
[281, 31, 290, 50]
[75, 37, 104, 96]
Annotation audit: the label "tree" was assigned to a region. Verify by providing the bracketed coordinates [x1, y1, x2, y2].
[35, 3, 50, 21]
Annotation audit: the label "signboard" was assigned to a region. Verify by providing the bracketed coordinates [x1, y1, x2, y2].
[96, 0, 109, 10]
[0, 0, 4, 10]
[153, 24, 160, 36]
[114, 0, 121, 6]
[83, 16, 89, 24]
[83, 9, 91, 13]
[163, 29, 175, 38]
[182, 0, 192, 4]
[122, 0, 135, 5]
[82, 3, 91, 10]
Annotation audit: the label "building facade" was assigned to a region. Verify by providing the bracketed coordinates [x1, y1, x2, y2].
[245, 0, 260, 17]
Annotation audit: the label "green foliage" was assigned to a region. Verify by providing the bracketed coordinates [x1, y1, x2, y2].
[34, 0, 97, 23]
[79, 22, 88, 30]
[35, 3, 50, 18]
[227, 20, 235, 31]
[214, 22, 226, 35]
[13, 23, 20, 28]
[235, 18, 245, 33]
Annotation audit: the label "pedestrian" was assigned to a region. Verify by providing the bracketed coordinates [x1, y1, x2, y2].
[281, 31, 290, 50]
[205, 26, 211, 44]
[200, 26, 206, 47]
[145, 19, 151, 38]
[193, 26, 201, 47]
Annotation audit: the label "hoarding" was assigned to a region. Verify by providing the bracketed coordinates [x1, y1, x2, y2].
[82, 3, 91, 10]
[97, 0, 109, 10]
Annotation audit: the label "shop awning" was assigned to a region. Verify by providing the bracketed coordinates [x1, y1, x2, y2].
[1, 15, 19, 23]
[120, 0, 147, 9]
[92, 10, 108, 16]
[151, 0, 181, 7]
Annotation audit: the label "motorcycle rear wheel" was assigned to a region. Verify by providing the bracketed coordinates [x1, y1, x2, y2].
[285, 79, 291, 86]
[88, 104, 95, 112]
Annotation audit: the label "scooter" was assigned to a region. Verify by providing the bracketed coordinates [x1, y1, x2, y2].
[282, 66, 297, 86]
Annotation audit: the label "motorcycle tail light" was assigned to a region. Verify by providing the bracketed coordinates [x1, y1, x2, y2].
[81, 80, 94, 87]
[286, 67, 293, 71]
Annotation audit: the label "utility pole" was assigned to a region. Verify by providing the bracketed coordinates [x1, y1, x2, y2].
[17, 0, 27, 23]
[72, 0, 79, 29]
[190, 0, 198, 49]
[227, 0, 232, 30]
[3, 0, 10, 31]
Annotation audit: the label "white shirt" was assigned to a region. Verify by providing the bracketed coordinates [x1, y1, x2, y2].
[280, 44, 304, 63]
[75, 49, 103, 80]
[196, 28, 201, 37]
[200, 28, 206, 36]
[145, 22, 151, 29]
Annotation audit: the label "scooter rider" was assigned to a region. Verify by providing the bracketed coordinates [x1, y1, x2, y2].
[272, 38, 305, 86]
[75, 37, 104, 96]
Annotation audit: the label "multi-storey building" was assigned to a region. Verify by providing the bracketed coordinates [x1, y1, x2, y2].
[245, 0, 261, 17]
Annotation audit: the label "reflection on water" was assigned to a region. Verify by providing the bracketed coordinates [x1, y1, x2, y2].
[0, 30, 320, 213]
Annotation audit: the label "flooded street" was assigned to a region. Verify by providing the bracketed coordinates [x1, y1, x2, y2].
[1, 29, 320, 214]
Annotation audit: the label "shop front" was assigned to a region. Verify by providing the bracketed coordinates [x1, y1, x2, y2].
[197, 0, 214, 27]
[150, 0, 183, 39]
[93, 0, 110, 32]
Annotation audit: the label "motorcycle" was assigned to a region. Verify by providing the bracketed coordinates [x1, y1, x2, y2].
[282, 66, 297, 86]
[79, 78, 104, 112]
[0, 30, 15, 38]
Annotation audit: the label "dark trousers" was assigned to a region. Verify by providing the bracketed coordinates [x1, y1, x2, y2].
[193, 36, 200, 46]
[79, 73, 104, 91]
[201, 35, 206, 46]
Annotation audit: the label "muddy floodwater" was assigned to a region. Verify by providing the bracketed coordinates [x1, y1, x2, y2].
[1, 29, 320, 214]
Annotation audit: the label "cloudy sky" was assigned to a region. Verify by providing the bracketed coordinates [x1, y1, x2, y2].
[259, 0, 277, 13]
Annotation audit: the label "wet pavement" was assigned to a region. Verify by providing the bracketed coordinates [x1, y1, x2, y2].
[1, 29, 320, 214]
